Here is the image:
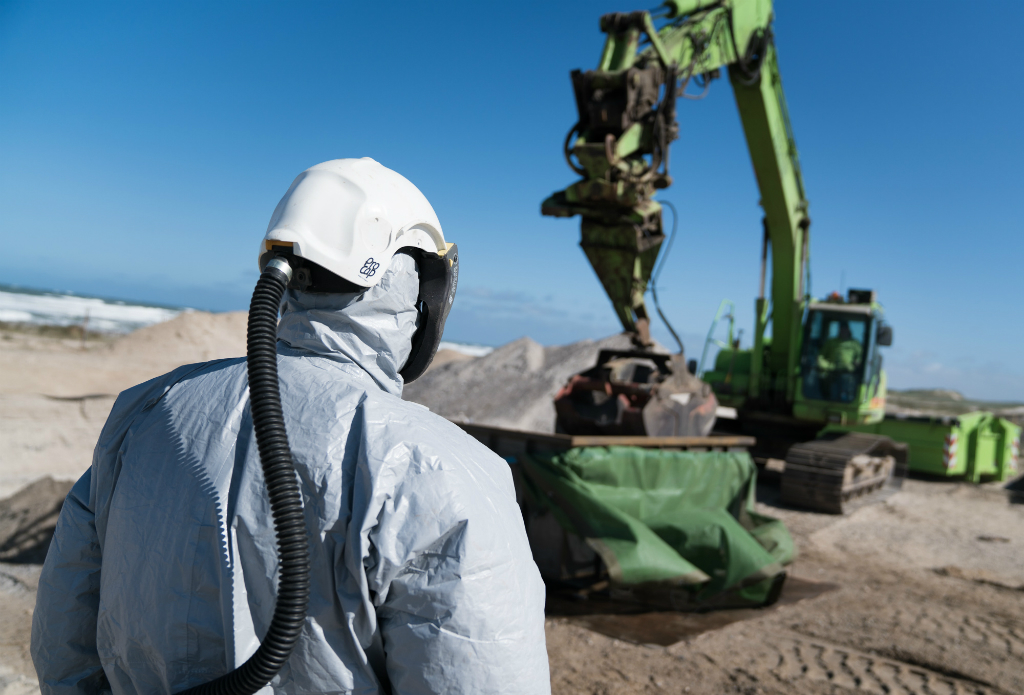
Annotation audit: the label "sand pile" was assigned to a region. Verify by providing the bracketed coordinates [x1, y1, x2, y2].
[0, 312, 249, 500]
[403, 333, 654, 433]
[108, 310, 248, 376]
[423, 348, 476, 371]
[0, 311, 248, 398]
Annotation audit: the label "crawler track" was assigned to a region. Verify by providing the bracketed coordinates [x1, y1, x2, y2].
[781, 432, 908, 513]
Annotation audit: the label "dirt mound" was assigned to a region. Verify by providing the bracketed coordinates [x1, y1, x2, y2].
[403, 333, 652, 433]
[426, 348, 477, 370]
[109, 310, 248, 367]
[0, 310, 248, 399]
[886, 388, 1024, 425]
[0, 476, 74, 564]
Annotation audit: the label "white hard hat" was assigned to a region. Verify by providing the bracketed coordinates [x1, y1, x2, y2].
[260, 158, 448, 288]
[260, 158, 459, 383]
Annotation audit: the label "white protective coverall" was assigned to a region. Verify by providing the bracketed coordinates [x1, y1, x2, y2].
[31, 254, 551, 695]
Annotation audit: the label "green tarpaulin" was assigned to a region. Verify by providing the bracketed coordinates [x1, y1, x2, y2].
[519, 446, 795, 609]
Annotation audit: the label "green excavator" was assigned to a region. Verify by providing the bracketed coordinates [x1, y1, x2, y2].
[543, 0, 906, 513]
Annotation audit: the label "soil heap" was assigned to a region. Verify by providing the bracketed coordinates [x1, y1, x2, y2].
[402, 333, 653, 433]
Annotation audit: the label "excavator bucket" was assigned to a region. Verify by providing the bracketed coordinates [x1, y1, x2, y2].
[554, 350, 718, 438]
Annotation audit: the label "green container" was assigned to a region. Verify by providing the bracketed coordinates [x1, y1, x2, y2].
[827, 412, 1021, 483]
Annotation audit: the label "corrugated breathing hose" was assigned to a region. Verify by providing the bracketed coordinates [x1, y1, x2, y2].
[177, 257, 310, 695]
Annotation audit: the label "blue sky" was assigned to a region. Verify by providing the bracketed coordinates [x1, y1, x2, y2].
[2, 1, 1023, 401]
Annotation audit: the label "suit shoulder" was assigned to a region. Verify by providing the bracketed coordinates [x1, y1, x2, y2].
[100, 359, 245, 447]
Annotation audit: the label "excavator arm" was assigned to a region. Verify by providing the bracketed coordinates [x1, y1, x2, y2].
[543, 0, 809, 399]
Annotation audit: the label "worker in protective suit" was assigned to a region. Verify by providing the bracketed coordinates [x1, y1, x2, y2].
[816, 319, 863, 402]
[31, 158, 551, 695]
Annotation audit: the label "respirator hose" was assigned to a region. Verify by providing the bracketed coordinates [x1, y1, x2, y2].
[178, 258, 310, 695]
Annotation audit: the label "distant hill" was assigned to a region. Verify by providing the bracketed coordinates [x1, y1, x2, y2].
[887, 389, 1024, 425]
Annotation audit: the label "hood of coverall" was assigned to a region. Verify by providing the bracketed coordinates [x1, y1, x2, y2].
[277, 253, 420, 396]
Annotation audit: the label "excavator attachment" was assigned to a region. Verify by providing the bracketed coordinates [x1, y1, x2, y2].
[577, 217, 663, 345]
[540, 8, 682, 346]
[554, 349, 718, 437]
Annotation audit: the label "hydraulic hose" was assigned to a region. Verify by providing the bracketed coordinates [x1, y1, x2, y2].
[649, 200, 684, 355]
[178, 257, 310, 695]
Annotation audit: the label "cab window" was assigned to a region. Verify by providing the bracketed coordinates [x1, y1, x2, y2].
[801, 311, 870, 403]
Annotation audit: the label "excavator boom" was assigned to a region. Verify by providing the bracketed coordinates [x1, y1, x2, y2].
[543, 0, 809, 386]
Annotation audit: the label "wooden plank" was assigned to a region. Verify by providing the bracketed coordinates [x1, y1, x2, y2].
[451, 421, 754, 453]
[454, 422, 572, 450]
[567, 435, 755, 449]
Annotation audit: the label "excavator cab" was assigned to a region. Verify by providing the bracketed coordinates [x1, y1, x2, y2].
[800, 310, 870, 404]
[794, 290, 892, 424]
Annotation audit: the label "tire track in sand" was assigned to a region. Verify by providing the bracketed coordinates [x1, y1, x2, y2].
[688, 628, 1006, 695]
[781, 599, 1024, 693]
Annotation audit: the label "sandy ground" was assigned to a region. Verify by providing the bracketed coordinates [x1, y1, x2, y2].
[546, 479, 1024, 695]
[0, 314, 249, 498]
[2, 317, 1023, 694]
